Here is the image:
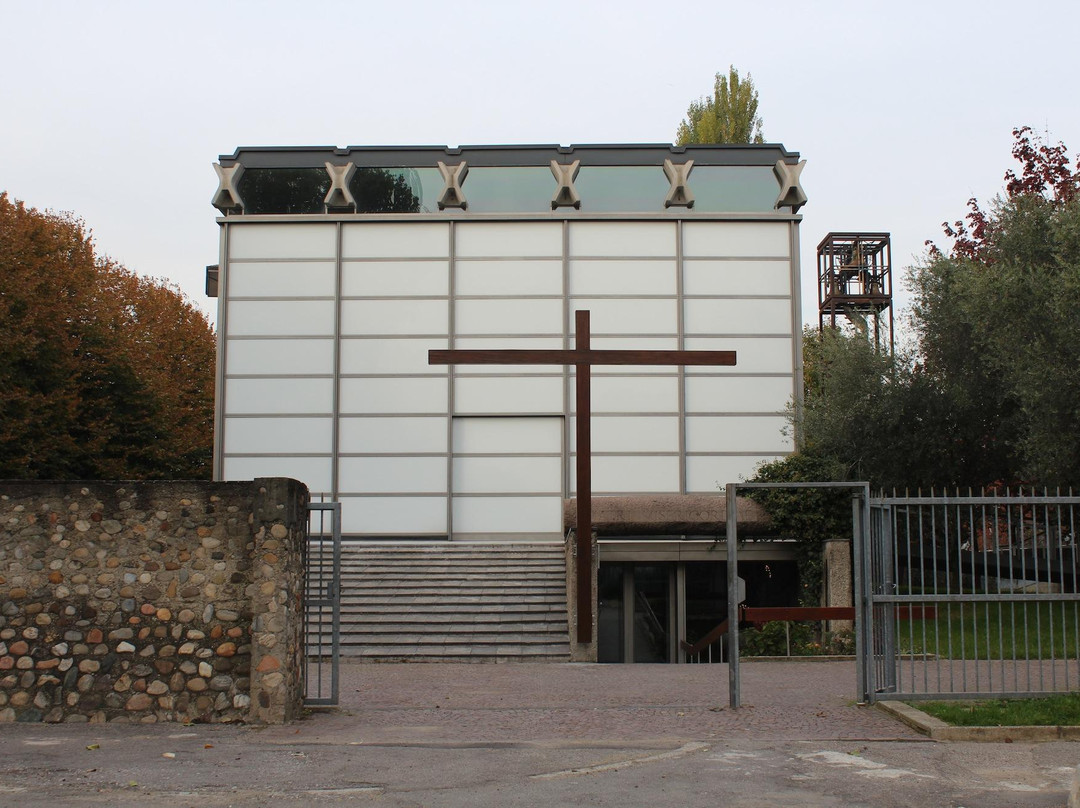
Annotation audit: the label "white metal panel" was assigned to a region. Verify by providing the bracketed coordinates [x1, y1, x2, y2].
[569, 260, 677, 296]
[453, 456, 563, 494]
[683, 298, 792, 336]
[340, 496, 448, 534]
[454, 298, 562, 336]
[340, 337, 447, 375]
[682, 221, 790, 258]
[570, 416, 679, 453]
[228, 224, 337, 260]
[341, 260, 449, 297]
[453, 376, 564, 414]
[339, 416, 447, 454]
[455, 260, 563, 296]
[571, 456, 681, 493]
[686, 455, 784, 492]
[683, 337, 794, 374]
[455, 222, 562, 257]
[449, 337, 563, 375]
[685, 376, 796, 413]
[224, 378, 333, 415]
[338, 456, 447, 494]
[222, 456, 332, 493]
[683, 260, 792, 296]
[227, 300, 335, 337]
[452, 496, 562, 534]
[569, 222, 676, 257]
[574, 375, 679, 413]
[223, 417, 332, 455]
[340, 377, 448, 414]
[340, 299, 449, 335]
[452, 417, 562, 454]
[685, 415, 792, 453]
[225, 338, 334, 376]
[342, 223, 449, 258]
[227, 262, 336, 298]
[569, 298, 677, 335]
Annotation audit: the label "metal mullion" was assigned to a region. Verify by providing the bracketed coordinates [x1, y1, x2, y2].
[331, 223, 343, 504]
[676, 219, 686, 494]
[446, 222, 456, 539]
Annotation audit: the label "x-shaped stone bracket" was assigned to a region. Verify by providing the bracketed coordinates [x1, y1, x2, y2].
[212, 163, 245, 215]
[663, 159, 695, 208]
[550, 160, 581, 209]
[773, 159, 807, 213]
[437, 161, 469, 210]
[324, 162, 357, 212]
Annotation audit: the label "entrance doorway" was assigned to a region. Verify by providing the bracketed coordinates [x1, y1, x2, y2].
[598, 559, 799, 663]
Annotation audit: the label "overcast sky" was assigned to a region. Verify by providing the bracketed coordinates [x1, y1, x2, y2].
[3, 0, 1077, 335]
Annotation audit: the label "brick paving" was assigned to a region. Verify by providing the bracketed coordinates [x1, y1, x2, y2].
[281, 659, 923, 744]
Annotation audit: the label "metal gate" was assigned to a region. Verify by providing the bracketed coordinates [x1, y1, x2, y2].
[860, 492, 1080, 703]
[305, 502, 341, 705]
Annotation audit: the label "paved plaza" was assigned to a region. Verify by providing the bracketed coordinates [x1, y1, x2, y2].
[0, 660, 1076, 807]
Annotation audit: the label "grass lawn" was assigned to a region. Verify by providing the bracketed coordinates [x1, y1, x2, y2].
[915, 692, 1080, 726]
[897, 600, 1080, 660]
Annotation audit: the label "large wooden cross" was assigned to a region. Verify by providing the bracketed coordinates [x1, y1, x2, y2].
[430, 310, 736, 644]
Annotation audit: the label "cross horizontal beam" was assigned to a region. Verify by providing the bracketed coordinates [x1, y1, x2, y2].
[428, 349, 736, 367]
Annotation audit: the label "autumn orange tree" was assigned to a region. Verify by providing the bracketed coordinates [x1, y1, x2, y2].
[0, 193, 215, 479]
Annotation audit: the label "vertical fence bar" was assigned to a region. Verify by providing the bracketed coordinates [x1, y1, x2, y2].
[726, 483, 740, 709]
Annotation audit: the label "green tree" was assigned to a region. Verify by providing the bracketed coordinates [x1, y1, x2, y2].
[676, 65, 765, 145]
[777, 127, 1080, 491]
[0, 193, 215, 479]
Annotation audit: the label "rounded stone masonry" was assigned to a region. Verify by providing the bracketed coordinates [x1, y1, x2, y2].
[0, 479, 309, 724]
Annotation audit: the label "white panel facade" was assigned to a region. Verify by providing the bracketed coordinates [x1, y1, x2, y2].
[454, 298, 563, 336]
[229, 224, 337, 259]
[340, 377, 448, 414]
[341, 299, 448, 335]
[342, 223, 449, 258]
[342, 260, 449, 297]
[227, 300, 335, 336]
[339, 416, 447, 454]
[223, 417, 332, 455]
[683, 298, 793, 336]
[456, 260, 563, 296]
[228, 262, 336, 298]
[339, 338, 447, 375]
[682, 221, 790, 258]
[225, 338, 334, 376]
[455, 222, 561, 257]
[569, 222, 676, 256]
[217, 201, 800, 537]
[224, 378, 334, 414]
[338, 456, 447, 494]
[452, 497, 562, 536]
[340, 495, 448, 534]
[454, 376, 564, 414]
[683, 260, 791, 296]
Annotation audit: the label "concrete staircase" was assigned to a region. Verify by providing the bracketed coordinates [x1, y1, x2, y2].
[322, 543, 571, 662]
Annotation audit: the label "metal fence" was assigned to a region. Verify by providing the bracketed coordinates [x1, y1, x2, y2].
[305, 502, 341, 706]
[861, 491, 1080, 702]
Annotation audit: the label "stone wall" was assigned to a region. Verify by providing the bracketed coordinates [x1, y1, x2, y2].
[0, 478, 308, 725]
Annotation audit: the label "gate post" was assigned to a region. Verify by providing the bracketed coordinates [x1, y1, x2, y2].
[852, 492, 869, 703]
[726, 483, 740, 709]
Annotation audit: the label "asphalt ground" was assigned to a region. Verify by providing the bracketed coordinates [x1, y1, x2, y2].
[0, 660, 1076, 807]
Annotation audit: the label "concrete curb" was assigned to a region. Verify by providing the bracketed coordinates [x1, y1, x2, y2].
[877, 700, 1080, 742]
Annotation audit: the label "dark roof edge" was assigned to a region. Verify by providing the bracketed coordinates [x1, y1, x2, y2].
[218, 143, 800, 169]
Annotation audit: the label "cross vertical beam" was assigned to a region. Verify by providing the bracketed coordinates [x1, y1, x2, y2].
[428, 310, 736, 649]
[574, 310, 592, 642]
